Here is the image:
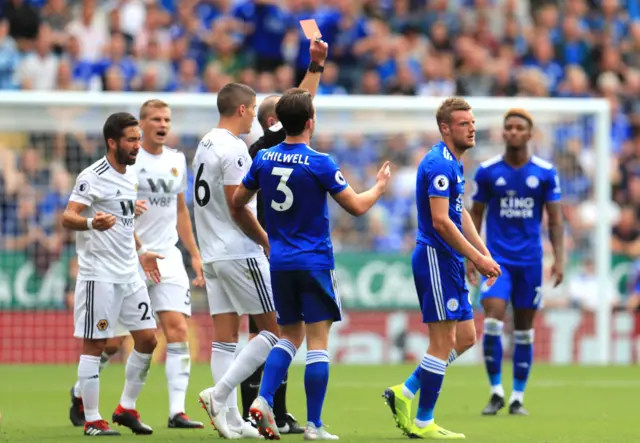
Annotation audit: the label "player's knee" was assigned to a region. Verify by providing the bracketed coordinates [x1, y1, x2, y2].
[104, 344, 121, 356]
[458, 330, 477, 351]
[429, 328, 456, 354]
[132, 330, 158, 354]
[163, 322, 189, 343]
[280, 322, 305, 348]
[103, 336, 126, 356]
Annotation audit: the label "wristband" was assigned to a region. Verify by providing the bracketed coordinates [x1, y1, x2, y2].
[87, 218, 94, 230]
[137, 246, 148, 256]
[308, 61, 324, 73]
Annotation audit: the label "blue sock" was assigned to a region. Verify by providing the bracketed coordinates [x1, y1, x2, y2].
[512, 330, 534, 395]
[483, 318, 504, 390]
[416, 354, 447, 424]
[258, 339, 297, 407]
[305, 350, 330, 428]
[403, 365, 421, 396]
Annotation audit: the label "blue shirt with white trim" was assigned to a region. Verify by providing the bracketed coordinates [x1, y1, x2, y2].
[242, 142, 348, 271]
[416, 141, 466, 261]
[472, 155, 561, 265]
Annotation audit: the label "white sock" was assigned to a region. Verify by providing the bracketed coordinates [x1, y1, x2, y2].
[213, 331, 278, 404]
[210, 341, 243, 427]
[401, 385, 415, 399]
[74, 351, 111, 398]
[491, 384, 505, 398]
[509, 390, 524, 404]
[166, 342, 190, 418]
[119, 350, 152, 410]
[78, 355, 101, 422]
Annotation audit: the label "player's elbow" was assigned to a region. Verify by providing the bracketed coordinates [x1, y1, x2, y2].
[432, 217, 449, 233]
[61, 211, 73, 229]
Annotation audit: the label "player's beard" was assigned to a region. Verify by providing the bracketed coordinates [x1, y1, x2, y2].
[116, 144, 136, 165]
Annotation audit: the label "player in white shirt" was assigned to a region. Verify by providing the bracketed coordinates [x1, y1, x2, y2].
[194, 83, 279, 439]
[62, 112, 163, 437]
[68, 100, 206, 430]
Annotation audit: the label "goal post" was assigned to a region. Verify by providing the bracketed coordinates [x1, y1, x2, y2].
[0, 92, 612, 364]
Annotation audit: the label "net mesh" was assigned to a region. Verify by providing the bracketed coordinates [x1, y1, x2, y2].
[0, 98, 625, 364]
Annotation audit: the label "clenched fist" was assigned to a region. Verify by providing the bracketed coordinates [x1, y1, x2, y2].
[91, 212, 116, 231]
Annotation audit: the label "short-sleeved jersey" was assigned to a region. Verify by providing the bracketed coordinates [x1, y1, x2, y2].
[242, 142, 348, 271]
[192, 128, 263, 263]
[472, 155, 561, 265]
[416, 142, 466, 261]
[249, 122, 287, 227]
[134, 146, 187, 252]
[69, 157, 140, 283]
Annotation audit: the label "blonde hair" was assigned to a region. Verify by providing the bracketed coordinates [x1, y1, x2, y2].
[504, 108, 533, 127]
[139, 99, 169, 120]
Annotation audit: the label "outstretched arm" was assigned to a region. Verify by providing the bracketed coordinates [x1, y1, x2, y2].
[298, 38, 328, 98]
[332, 162, 391, 216]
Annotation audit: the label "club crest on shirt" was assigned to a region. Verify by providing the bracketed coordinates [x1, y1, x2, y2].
[171, 167, 179, 177]
[526, 176, 539, 188]
[97, 319, 109, 331]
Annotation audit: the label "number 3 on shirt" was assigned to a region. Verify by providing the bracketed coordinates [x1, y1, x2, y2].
[271, 167, 294, 212]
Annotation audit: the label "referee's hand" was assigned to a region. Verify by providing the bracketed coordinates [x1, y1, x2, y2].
[310, 37, 328, 64]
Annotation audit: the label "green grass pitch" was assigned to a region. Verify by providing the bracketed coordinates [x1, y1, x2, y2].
[0, 364, 637, 442]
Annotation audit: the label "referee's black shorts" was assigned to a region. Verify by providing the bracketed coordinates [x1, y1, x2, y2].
[249, 316, 259, 334]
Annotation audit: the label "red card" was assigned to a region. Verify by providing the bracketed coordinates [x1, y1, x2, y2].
[299, 19, 322, 40]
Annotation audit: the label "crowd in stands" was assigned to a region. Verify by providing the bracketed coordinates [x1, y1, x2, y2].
[1, 0, 640, 311]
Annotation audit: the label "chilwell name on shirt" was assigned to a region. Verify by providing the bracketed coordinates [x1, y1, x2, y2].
[263, 151, 311, 165]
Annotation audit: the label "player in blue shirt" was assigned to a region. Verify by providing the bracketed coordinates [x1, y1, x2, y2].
[384, 98, 501, 440]
[469, 109, 564, 416]
[232, 88, 391, 440]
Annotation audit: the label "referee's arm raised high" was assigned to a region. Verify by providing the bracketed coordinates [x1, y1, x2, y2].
[250, 38, 329, 158]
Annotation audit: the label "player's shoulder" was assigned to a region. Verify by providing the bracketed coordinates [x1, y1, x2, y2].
[305, 144, 330, 158]
[478, 154, 504, 170]
[78, 157, 110, 180]
[530, 155, 556, 171]
[421, 145, 455, 172]
[162, 145, 185, 158]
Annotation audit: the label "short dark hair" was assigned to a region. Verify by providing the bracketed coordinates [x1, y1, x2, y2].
[257, 95, 280, 130]
[103, 112, 139, 148]
[217, 82, 256, 117]
[275, 88, 314, 136]
[435, 97, 472, 132]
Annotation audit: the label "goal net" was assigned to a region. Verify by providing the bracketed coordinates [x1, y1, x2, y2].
[0, 91, 617, 365]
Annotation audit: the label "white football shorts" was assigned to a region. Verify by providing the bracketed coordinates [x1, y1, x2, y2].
[204, 256, 275, 316]
[73, 278, 156, 340]
[146, 246, 191, 317]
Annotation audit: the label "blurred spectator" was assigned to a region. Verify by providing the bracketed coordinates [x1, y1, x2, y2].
[0, 19, 20, 89]
[18, 24, 58, 90]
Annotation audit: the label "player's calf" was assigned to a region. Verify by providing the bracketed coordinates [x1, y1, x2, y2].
[113, 329, 156, 435]
[158, 311, 203, 428]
